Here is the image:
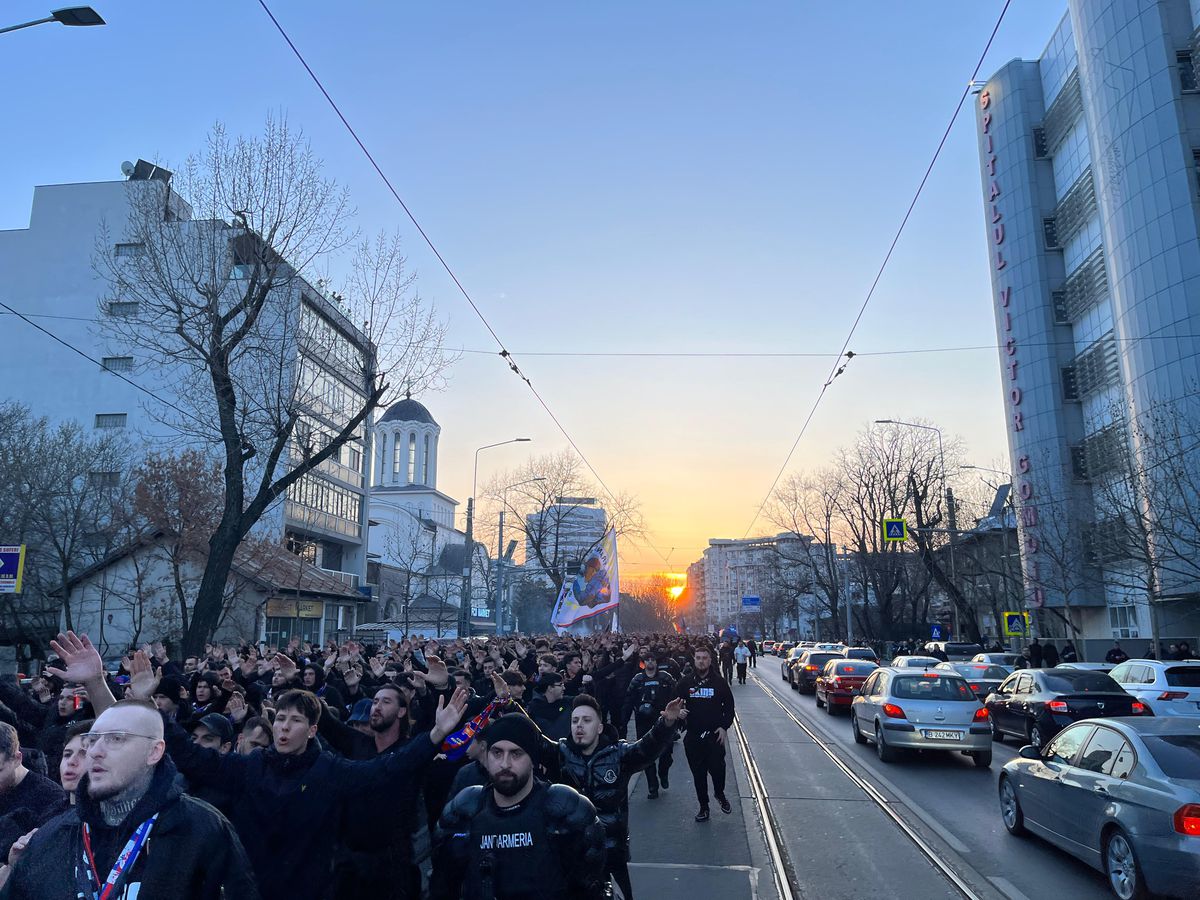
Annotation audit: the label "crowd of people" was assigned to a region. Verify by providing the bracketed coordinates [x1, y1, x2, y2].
[0, 629, 740, 899]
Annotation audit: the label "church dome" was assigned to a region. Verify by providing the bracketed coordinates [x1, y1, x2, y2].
[379, 396, 437, 426]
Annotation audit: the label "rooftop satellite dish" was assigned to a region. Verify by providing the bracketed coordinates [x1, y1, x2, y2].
[120, 161, 135, 178]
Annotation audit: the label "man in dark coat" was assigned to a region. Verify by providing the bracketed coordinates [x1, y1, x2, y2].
[1041, 642, 1060, 667]
[0, 700, 259, 899]
[1027, 638, 1044, 668]
[675, 645, 736, 822]
[0, 723, 67, 861]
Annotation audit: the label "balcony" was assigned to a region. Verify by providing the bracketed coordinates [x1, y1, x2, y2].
[320, 568, 361, 589]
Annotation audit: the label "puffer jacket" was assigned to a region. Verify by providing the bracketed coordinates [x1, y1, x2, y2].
[543, 716, 675, 852]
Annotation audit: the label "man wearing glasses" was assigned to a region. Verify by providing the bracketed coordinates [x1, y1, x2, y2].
[0, 699, 259, 899]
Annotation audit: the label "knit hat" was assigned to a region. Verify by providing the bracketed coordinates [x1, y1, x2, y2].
[480, 713, 543, 758]
[153, 675, 186, 704]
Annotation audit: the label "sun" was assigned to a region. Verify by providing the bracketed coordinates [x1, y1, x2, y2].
[668, 585, 684, 600]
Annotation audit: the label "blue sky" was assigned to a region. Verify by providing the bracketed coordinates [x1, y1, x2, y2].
[0, 1, 1068, 573]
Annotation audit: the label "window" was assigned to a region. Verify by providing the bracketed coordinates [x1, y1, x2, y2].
[1042, 671, 1122, 693]
[88, 471, 120, 488]
[1078, 727, 1135, 778]
[1032, 126, 1049, 159]
[1143, 735, 1200, 778]
[1042, 217, 1061, 250]
[94, 413, 127, 429]
[345, 445, 362, 472]
[1052, 290, 1070, 324]
[113, 242, 145, 257]
[107, 301, 139, 317]
[1194, 149, 1200, 199]
[1179, 51, 1198, 93]
[1061, 366, 1079, 401]
[1165, 666, 1200, 688]
[1045, 725, 1092, 766]
[392, 438, 402, 476]
[423, 434, 431, 485]
[891, 675, 976, 701]
[407, 432, 417, 484]
[101, 356, 133, 373]
[1109, 604, 1141, 639]
[1013, 674, 1033, 695]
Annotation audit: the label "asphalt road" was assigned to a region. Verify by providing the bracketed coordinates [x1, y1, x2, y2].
[746, 664, 1114, 900]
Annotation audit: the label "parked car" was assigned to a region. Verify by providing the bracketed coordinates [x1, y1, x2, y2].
[781, 646, 805, 681]
[924, 641, 984, 661]
[972, 652, 1022, 670]
[888, 655, 942, 669]
[790, 651, 842, 693]
[986, 669, 1148, 749]
[1055, 662, 1114, 673]
[842, 647, 879, 662]
[814, 642, 846, 653]
[815, 659, 877, 714]
[998, 717, 1200, 899]
[935, 662, 1009, 699]
[1107, 659, 1200, 718]
[850, 667, 992, 767]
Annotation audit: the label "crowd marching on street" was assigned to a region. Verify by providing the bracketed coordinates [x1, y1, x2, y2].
[0, 629, 755, 899]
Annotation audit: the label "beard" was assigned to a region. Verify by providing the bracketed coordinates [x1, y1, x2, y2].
[491, 767, 531, 798]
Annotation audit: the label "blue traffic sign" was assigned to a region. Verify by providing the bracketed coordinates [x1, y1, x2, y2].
[742, 595, 761, 609]
[930, 624, 944, 640]
[883, 519, 908, 542]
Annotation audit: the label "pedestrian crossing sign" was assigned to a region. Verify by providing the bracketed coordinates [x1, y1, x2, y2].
[882, 519, 907, 542]
[1003, 611, 1030, 637]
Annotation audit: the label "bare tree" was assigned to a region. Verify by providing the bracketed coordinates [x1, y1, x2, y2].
[94, 117, 454, 655]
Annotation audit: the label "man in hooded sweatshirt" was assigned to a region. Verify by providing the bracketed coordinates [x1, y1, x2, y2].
[0, 700, 259, 899]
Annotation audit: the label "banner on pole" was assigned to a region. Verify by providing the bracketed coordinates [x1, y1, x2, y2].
[551, 528, 619, 631]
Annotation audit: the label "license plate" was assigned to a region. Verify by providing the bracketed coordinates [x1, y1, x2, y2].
[923, 730, 961, 741]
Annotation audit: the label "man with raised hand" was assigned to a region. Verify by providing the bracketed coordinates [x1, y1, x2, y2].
[0, 700, 259, 899]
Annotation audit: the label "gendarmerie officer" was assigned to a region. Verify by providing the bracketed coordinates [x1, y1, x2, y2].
[621, 652, 678, 799]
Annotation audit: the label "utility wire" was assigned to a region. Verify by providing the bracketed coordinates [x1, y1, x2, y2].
[741, 0, 1014, 540]
[256, 0, 673, 567]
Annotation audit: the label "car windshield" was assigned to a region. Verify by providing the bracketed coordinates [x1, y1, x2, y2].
[1041, 671, 1123, 693]
[945, 643, 983, 656]
[980, 666, 1009, 680]
[1142, 735, 1200, 779]
[831, 661, 876, 675]
[1165, 667, 1200, 687]
[845, 648, 876, 659]
[901, 658, 939, 667]
[806, 654, 838, 668]
[892, 675, 976, 701]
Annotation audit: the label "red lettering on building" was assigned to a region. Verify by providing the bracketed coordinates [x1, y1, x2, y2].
[1013, 412, 1024, 432]
[999, 286, 1011, 307]
[1021, 506, 1038, 527]
[994, 223, 1005, 244]
[1011, 387, 1022, 405]
[1005, 338, 1017, 356]
[989, 181, 1001, 201]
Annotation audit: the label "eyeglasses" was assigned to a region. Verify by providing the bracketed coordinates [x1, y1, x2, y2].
[80, 731, 159, 751]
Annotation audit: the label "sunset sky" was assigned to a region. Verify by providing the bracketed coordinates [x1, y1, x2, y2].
[0, 1, 1068, 579]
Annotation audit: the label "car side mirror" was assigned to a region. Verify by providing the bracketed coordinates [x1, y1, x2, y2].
[851, 688, 862, 696]
[1018, 745, 1040, 760]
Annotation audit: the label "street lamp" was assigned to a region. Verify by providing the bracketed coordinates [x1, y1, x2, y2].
[961, 464, 1010, 479]
[875, 419, 959, 635]
[459, 438, 531, 638]
[495, 476, 545, 634]
[0, 7, 105, 35]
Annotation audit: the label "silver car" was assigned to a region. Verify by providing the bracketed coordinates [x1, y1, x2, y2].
[888, 655, 942, 669]
[850, 667, 993, 767]
[998, 718, 1200, 899]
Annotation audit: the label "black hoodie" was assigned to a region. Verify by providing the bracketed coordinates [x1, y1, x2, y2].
[0, 756, 259, 900]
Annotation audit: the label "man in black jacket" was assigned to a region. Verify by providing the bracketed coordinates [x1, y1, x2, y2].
[527, 674, 571, 740]
[0, 700, 259, 899]
[622, 654, 678, 798]
[0, 723, 67, 861]
[545, 693, 682, 899]
[431, 714, 607, 900]
[675, 645, 736, 822]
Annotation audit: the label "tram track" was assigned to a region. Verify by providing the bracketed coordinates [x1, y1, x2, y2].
[740, 671, 988, 900]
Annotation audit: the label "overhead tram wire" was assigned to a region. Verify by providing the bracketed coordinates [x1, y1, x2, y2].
[740, 0, 1014, 540]
[255, 0, 676, 569]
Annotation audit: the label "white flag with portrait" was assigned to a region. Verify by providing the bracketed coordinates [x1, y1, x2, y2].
[551, 527, 619, 630]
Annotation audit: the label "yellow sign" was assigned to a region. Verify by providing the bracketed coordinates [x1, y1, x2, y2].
[266, 599, 325, 618]
[882, 519, 908, 542]
[1003, 611, 1031, 637]
[0, 545, 26, 594]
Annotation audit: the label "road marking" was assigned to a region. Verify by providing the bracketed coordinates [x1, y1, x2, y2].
[748, 672, 986, 900]
[988, 876, 1034, 900]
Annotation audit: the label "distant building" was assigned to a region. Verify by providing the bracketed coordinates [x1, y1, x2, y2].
[524, 497, 608, 585]
[976, 2, 1200, 654]
[699, 534, 822, 637]
[0, 165, 373, 593]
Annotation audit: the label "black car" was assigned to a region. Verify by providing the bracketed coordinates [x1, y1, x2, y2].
[985, 668, 1148, 749]
[842, 647, 879, 662]
[789, 651, 841, 694]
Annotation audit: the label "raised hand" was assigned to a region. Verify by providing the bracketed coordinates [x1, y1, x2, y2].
[45, 632, 104, 685]
[227, 692, 248, 723]
[425, 655, 450, 689]
[240, 655, 257, 678]
[343, 666, 362, 690]
[490, 671, 510, 701]
[128, 650, 160, 701]
[663, 697, 686, 725]
[431, 686, 470, 743]
[369, 657, 386, 679]
[273, 652, 298, 681]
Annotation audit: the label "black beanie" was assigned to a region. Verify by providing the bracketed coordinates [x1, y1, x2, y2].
[481, 714, 543, 758]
